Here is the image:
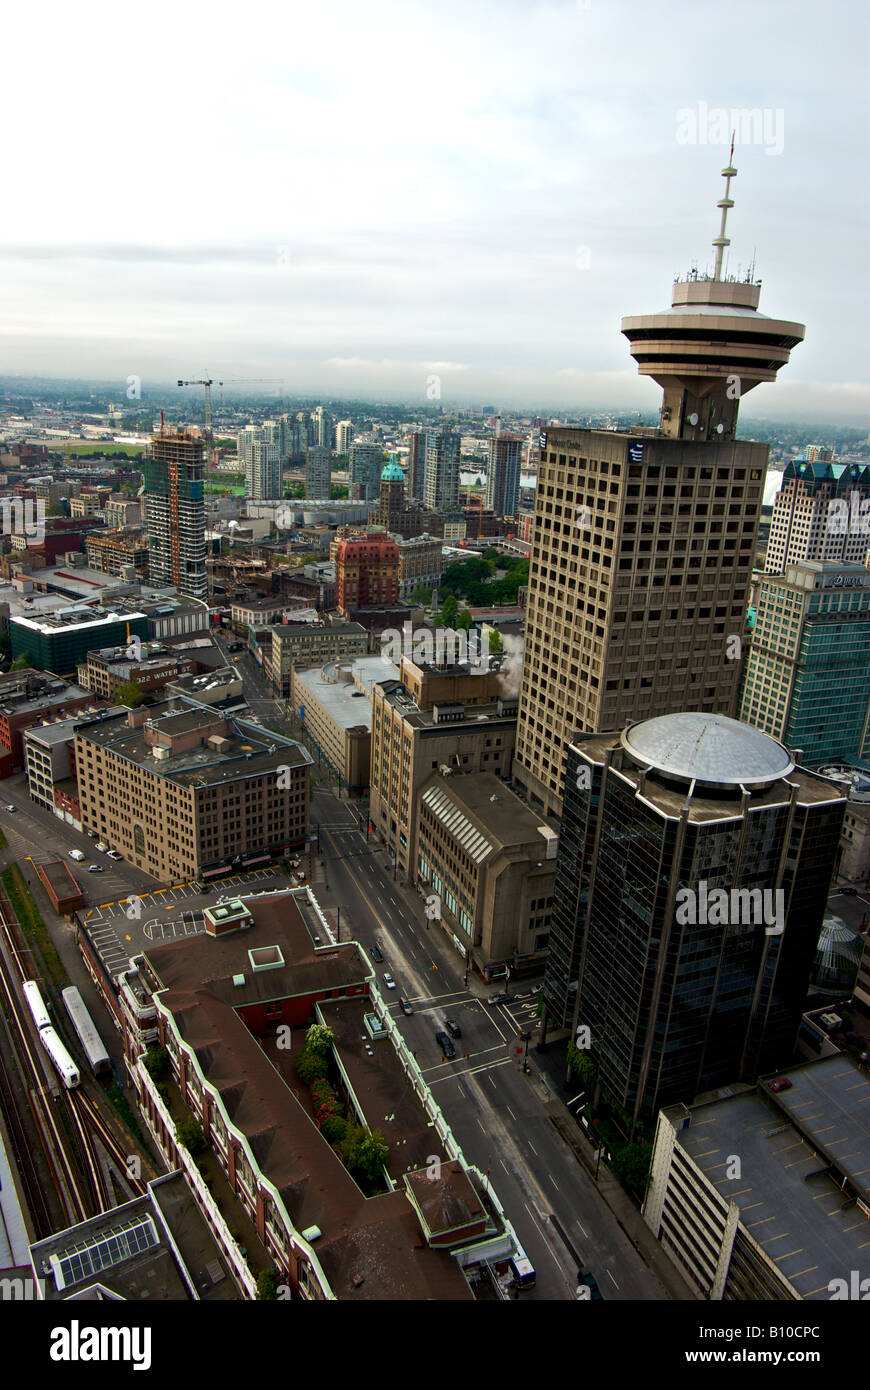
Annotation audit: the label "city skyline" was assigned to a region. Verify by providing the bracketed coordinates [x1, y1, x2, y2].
[1, 0, 867, 422]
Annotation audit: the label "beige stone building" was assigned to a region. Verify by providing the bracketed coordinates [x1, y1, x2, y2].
[290, 655, 397, 791]
[266, 619, 368, 697]
[86, 528, 149, 576]
[415, 770, 558, 976]
[514, 428, 766, 818]
[75, 697, 312, 883]
[370, 657, 517, 880]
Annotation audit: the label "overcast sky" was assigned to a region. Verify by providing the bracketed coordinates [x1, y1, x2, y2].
[2, 0, 868, 420]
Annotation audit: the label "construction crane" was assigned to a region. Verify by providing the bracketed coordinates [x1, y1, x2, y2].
[177, 376, 214, 440]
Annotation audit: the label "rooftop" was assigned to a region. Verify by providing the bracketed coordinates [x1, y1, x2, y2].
[621, 712, 795, 788]
[294, 657, 399, 730]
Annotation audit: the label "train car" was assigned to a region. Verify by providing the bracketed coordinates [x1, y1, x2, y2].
[38, 1024, 80, 1089]
[22, 978, 51, 1031]
[61, 986, 111, 1077]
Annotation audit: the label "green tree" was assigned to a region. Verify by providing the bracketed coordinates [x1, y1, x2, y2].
[295, 1051, 329, 1086]
[610, 1141, 652, 1194]
[175, 1116, 205, 1156]
[456, 609, 473, 633]
[115, 679, 144, 708]
[319, 1114, 348, 1145]
[305, 1023, 336, 1056]
[439, 594, 458, 629]
[566, 1041, 597, 1088]
[11, 652, 32, 670]
[143, 1046, 169, 1080]
[410, 583, 432, 607]
[256, 1269, 279, 1300]
[488, 629, 504, 654]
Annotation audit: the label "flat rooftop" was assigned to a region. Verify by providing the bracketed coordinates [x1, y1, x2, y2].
[677, 1055, 870, 1299]
[376, 679, 518, 733]
[420, 770, 551, 850]
[294, 657, 399, 731]
[75, 698, 313, 787]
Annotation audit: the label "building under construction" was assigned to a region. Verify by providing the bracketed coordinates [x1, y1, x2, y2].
[142, 429, 207, 600]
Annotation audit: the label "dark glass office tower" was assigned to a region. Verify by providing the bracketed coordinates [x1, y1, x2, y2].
[545, 712, 846, 1131]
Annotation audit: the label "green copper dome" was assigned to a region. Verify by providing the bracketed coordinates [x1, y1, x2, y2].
[381, 459, 405, 481]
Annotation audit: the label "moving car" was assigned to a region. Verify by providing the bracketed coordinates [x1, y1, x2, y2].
[87, 865, 104, 874]
[487, 992, 511, 1006]
[767, 1077, 792, 1093]
[370, 944, 384, 963]
[840, 887, 859, 896]
[399, 998, 414, 1016]
[382, 973, 396, 990]
[444, 1018, 462, 1039]
[435, 1031, 456, 1059]
[68, 850, 86, 862]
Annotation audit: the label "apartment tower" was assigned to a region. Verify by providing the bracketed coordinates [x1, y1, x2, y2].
[142, 429, 207, 600]
[513, 158, 805, 817]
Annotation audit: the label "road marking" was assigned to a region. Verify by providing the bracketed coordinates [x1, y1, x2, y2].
[506, 1106, 516, 1121]
[548, 1175, 559, 1190]
[528, 1142, 538, 1155]
[576, 1220, 588, 1238]
[607, 1269, 619, 1289]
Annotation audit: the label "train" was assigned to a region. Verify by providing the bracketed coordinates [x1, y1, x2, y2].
[21, 978, 80, 1089]
[61, 986, 111, 1077]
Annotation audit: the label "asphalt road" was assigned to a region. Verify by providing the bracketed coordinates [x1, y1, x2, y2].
[311, 784, 672, 1302]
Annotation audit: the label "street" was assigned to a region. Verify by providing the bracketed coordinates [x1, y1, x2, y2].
[310, 783, 674, 1302]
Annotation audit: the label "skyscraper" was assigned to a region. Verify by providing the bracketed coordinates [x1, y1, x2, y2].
[423, 430, 460, 511]
[547, 713, 845, 1128]
[305, 446, 332, 499]
[485, 433, 523, 518]
[142, 429, 207, 599]
[765, 458, 870, 572]
[349, 442, 385, 500]
[247, 441, 282, 500]
[312, 406, 334, 450]
[513, 159, 805, 818]
[738, 559, 870, 763]
[335, 419, 354, 454]
[407, 430, 427, 501]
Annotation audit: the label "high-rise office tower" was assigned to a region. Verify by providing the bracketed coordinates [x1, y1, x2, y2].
[247, 441, 282, 500]
[738, 559, 870, 763]
[513, 159, 805, 818]
[423, 430, 460, 511]
[305, 446, 332, 498]
[313, 406, 334, 450]
[349, 442, 385, 501]
[485, 433, 523, 518]
[407, 430, 427, 501]
[142, 428, 207, 600]
[546, 713, 845, 1128]
[335, 420, 354, 455]
[765, 458, 870, 572]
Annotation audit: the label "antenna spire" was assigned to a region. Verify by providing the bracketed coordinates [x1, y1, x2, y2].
[712, 133, 737, 280]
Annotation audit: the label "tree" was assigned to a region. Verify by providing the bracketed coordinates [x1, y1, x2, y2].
[488, 629, 503, 654]
[143, 1046, 169, 1080]
[115, 679, 144, 708]
[456, 609, 473, 633]
[566, 1041, 597, 1088]
[439, 594, 458, 629]
[610, 1141, 652, 1194]
[305, 1023, 335, 1056]
[410, 583, 432, 607]
[11, 652, 32, 670]
[256, 1269, 279, 1300]
[295, 1051, 329, 1086]
[319, 1114, 347, 1145]
[175, 1116, 205, 1156]
[339, 1122, 389, 1187]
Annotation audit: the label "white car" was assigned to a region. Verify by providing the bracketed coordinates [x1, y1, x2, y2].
[5, 804, 16, 812]
[96, 841, 109, 852]
[105, 849, 122, 861]
[68, 850, 86, 862]
[383, 973, 396, 990]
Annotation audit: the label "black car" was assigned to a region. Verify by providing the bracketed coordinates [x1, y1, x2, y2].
[444, 1018, 462, 1039]
[487, 992, 511, 1006]
[399, 998, 414, 1016]
[435, 1030, 456, 1059]
[579, 1273, 603, 1301]
[840, 887, 859, 896]
[370, 943, 384, 963]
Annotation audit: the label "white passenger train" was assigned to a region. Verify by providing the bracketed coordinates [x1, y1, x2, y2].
[21, 978, 80, 1089]
[62, 986, 111, 1077]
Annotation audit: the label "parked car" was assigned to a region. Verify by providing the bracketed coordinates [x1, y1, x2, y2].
[5, 804, 16, 812]
[95, 841, 109, 852]
[767, 1077, 792, 1093]
[444, 1018, 462, 1039]
[87, 865, 104, 874]
[487, 992, 511, 1006]
[106, 850, 122, 861]
[435, 1031, 456, 1059]
[68, 850, 86, 862]
[840, 887, 859, 896]
[529, 984, 543, 996]
[399, 998, 414, 1016]
[382, 973, 396, 990]
[579, 1273, 603, 1301]
[86, 829, 98, 838]
[370, 943, 384, 963]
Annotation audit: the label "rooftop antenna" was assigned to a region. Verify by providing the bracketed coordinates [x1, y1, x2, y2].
[712, 132, 737, 281]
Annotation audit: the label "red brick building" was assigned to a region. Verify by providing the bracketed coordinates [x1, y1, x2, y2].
[335, 534, 399, 616]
